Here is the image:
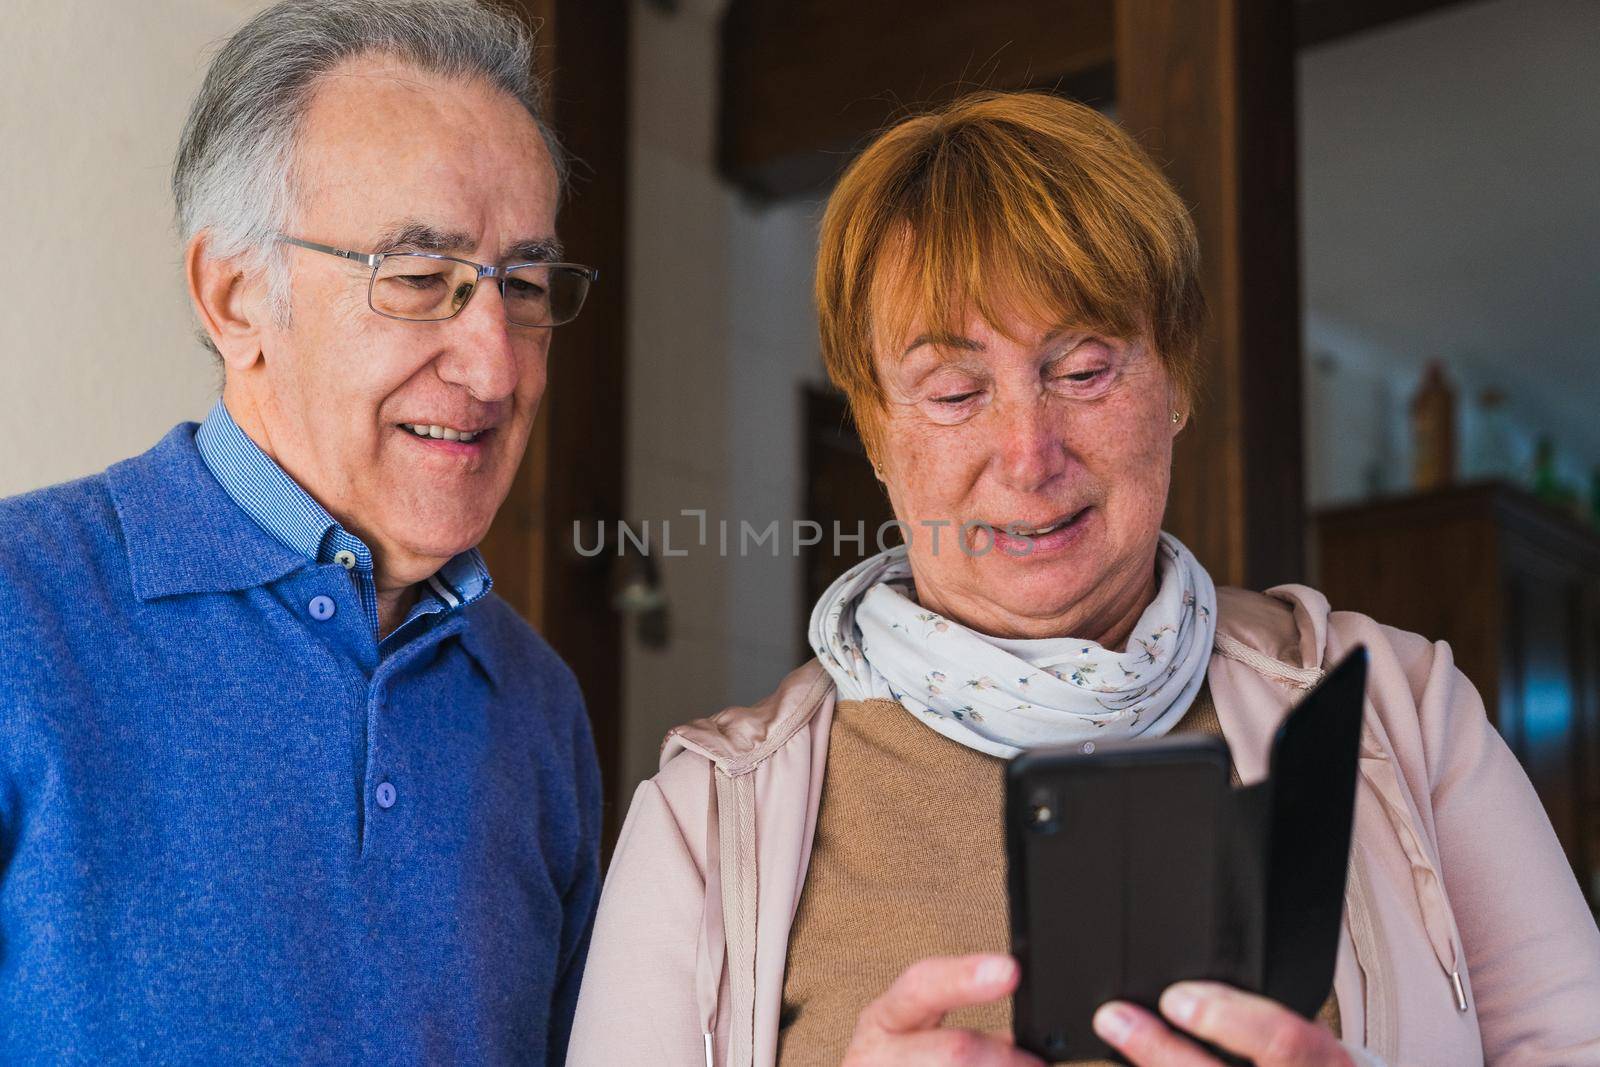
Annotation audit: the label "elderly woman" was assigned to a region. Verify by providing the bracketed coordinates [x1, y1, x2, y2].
[568, 93, 1600, 1067]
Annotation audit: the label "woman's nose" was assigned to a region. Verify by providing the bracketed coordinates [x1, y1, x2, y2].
[994, 396, 1069, 492]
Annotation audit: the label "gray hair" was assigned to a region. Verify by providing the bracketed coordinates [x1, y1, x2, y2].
[173, 0, 562, 351]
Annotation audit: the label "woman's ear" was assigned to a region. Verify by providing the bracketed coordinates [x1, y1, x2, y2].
[185, 232, 271, 372]
[1166, 380, 1190, 436]
[868, 446, 889, 484]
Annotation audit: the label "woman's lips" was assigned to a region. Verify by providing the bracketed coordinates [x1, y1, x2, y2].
[986, 507, 1092, 557]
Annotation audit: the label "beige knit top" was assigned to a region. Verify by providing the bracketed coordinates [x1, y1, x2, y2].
[775, 687, 1339, 1066]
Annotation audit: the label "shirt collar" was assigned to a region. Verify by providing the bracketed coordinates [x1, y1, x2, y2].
[383, 548, 495, 648]
[194, 399, 354, 566]
[111, 409, 493, 620]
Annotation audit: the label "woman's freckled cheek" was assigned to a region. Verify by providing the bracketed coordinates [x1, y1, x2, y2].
[881, 410, 990, 524]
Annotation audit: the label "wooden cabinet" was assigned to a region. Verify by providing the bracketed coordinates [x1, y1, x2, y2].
[1315, 483, 1600, 909]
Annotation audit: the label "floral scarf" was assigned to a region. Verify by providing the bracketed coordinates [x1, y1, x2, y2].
[808, 532, 1218, 758]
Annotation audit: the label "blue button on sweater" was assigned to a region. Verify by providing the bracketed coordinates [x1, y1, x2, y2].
[0, 424, 601, 1065]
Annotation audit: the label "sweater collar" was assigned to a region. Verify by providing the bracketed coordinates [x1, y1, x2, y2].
[108, 421, 310, 601]
[108, 421, 503, 685]
[192, 399, 493, 618]
[107, 418, 492, 618]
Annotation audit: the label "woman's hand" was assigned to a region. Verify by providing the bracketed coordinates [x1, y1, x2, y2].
[1093, 982, 1355, 1066]
[841, 953, 1045, 1066]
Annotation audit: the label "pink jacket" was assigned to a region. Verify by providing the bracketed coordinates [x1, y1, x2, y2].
[568, 586, 1600, 1066]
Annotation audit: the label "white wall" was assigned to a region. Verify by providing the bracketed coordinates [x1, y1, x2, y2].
[0, 0, 274, 499]
[1297, 0, 1599, 511]
[621, 0, 829, 802]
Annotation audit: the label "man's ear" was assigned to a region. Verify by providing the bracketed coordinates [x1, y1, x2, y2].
[185, 232, 272, 371]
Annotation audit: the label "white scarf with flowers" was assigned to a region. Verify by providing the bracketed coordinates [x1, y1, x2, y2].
[808, 532, 1217, 758]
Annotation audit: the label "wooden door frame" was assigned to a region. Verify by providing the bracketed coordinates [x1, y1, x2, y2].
[717, 0, 1483, 199]
[483, 0, 629, 847]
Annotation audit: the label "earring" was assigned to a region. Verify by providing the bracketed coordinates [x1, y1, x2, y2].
[1171, 410, 1182, 424]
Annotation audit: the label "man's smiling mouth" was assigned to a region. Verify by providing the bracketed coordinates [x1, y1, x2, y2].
[399, 422, 488, 443]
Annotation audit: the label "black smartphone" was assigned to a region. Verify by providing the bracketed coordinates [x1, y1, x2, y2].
[1005, 649, 1367, 1063]
[1006, 734, 1236, 1062]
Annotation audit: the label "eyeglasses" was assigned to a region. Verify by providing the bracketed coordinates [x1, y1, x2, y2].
[278, 235, 597, 328]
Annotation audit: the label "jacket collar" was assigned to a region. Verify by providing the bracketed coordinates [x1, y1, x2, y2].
[108, 422, 311, 601]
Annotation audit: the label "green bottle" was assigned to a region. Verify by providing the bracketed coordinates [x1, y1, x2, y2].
[1531, 438, 1577, 511]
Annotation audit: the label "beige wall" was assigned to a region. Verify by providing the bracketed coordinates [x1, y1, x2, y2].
[621, 0, 829, 803]
[0, 0, 272, 498]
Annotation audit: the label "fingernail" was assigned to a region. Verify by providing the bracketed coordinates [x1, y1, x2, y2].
[1161, 983, 1201, 1025]
[1092, 1003, 1135, 1046]
[974, 956, 1015, 986]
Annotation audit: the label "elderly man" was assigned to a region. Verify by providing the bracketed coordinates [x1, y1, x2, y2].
[0, 1, 600, 1062]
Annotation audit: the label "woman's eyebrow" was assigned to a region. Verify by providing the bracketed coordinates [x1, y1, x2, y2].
[901, 327, 1079, 358]
[895, 352, 987, 392]
[902, 333, 985, 357]
[1041, 327, 1096, 351]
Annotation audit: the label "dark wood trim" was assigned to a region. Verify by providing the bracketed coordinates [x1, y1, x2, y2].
[1315, 481, 1600, 578]
[716, 0, 1491, 198]
[484, 0, 629, 849]
[718, 0, 1114, 199]
[1117, 0, 1304, 588]
[1234, 0, 1307, 589]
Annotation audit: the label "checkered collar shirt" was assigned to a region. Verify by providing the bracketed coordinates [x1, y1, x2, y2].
[193, 399, 491, 650]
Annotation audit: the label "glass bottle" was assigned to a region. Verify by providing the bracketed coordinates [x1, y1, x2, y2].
[1410, 361, 1456, 491]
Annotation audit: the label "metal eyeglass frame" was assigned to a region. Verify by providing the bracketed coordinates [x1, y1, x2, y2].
[278, 235, 598, 328]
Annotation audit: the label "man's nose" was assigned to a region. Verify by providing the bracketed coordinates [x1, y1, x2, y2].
[436, 278, 523, 401]
[994, 396, 1070, 493]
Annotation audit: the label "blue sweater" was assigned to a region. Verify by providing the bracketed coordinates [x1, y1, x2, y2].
[0, 424, 601, 1064]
